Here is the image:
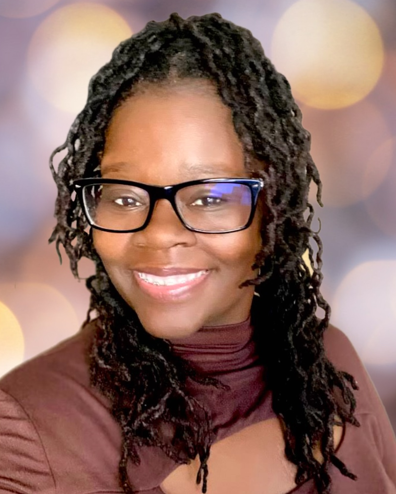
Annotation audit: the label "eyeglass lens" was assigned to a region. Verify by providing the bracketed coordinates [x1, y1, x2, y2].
[82, 182, 253, 232]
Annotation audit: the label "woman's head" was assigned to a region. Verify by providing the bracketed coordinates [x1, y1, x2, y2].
[51, 12, 318, 302]
[50, 13, 358, 494]
[93, 80, 263, 338]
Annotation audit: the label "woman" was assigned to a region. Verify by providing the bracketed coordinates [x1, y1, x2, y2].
[0, 12, 395, 494]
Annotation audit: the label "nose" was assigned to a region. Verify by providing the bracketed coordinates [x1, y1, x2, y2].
[131, 198, 196, 249]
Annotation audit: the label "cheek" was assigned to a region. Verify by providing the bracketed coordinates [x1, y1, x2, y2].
[92, 231, 130, 267]
[202, 226, 262, 275]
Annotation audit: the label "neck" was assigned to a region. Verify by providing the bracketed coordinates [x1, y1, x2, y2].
[169, 317, 259, 374]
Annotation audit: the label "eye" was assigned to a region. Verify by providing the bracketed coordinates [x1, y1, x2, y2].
[190, 195, 225, 208]
[99, 187, 147, 209]
[113, 196, 142, 208]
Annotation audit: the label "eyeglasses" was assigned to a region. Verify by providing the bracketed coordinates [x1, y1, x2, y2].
[73, 177, 264, 234]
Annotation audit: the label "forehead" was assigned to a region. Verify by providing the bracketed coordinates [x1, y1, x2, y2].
[101, 81, 246, 183]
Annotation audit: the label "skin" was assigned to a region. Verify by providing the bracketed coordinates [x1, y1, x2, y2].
[93, 80, 262, 339]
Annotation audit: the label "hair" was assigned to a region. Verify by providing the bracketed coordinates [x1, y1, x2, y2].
[49, 12, 360, 494]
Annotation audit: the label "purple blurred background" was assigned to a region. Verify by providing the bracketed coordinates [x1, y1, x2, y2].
[0, 0, 395, 431]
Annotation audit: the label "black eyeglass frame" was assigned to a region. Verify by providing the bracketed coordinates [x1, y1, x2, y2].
[73, 177, 264, 234]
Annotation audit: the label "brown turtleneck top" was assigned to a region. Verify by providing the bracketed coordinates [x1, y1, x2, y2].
[0, 319, 395, 494]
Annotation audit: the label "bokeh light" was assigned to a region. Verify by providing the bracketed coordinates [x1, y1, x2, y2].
[0, 283, 80, 360]
[391, 272, 396, 321]
[365, 145, 396, 238]
[332, 261, 396, 366]
[361, 321, 396, 366]
[303, 101, 391, 207]
[0, 301, 24, 378]
[271, 0, 384, 109]
[0, 0, 61, 18]
[362, 136, 395, 199]
[19, 220, 93, 324]
[384, 50, 396, 91]
[27, 3, 132, 114]
[0, 97, 59, 256]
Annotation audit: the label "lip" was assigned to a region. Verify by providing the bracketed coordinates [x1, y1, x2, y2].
[133, 267, 208, 276]
[133, 267, 211, 302]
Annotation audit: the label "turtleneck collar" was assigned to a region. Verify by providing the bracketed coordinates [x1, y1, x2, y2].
[169, 317, 259, 375]
[124, 317, 276, 492]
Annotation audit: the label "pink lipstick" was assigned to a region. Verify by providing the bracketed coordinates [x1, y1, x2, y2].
[133, 269, 210, 301]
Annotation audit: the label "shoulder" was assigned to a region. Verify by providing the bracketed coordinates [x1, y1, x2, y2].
[0, 324, 122, 494]
[0, 320, 105, 419]
[323, 324, 377, 414]
[322, 324, 395, 439]
[324, 325, 396, 468]
[323, 324, 355, 361]
[0, 322, 96, 491]
[323, 324, 362, 366]
[0, 320, 125, 491]
[0, 387, 57, 492]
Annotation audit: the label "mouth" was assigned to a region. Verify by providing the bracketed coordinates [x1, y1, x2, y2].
[133, 269, 210, 301]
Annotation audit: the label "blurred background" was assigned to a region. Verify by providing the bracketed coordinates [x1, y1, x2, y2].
[0, 0, 395, 431]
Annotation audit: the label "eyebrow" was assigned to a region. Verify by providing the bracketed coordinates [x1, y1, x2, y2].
[183, 162, 236, 176]
[100, 162, 129, 175]
[100, 161, 241, 177]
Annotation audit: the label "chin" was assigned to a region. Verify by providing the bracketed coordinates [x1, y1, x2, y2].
[144, 323, 202, 341]
[135, 312, 204, 340]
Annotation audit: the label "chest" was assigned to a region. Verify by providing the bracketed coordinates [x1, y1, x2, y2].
[160, 418, 299, 494]
[160, 417, 344, 494]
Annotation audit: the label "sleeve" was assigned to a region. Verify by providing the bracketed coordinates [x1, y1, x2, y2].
[0, 389, 56, 494]
[324, 326, 396, 493]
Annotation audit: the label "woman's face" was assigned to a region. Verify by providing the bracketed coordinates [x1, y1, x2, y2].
[93, 81, 262, 339]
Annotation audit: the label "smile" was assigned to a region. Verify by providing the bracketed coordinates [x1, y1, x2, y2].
[137, 270, 208, 286]
[133, 269, 210, 301]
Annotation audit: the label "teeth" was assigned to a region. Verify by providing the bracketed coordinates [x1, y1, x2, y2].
[137, 270, 207, 286]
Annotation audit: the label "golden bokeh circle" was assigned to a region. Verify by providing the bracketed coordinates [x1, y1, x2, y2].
[304, 100, 391, 207]
[271, 0, 384, 109]
[27, 3, 132, 113]
[0, 301, 25, 378]
[0, 0, 61, 18]
[362, 137, 395, 200]
[361, 321, 396, 366]
[364, 144, 396, 239]
[0, 282, 80, 360]
[332, 260, 396, 366]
